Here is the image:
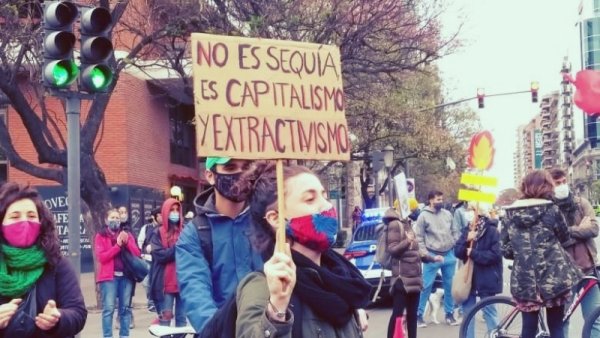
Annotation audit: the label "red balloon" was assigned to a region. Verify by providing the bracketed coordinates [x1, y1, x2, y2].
[564, 70, 600, 115]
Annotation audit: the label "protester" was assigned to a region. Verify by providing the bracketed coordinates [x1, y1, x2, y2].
[384, 208, 437, 338]
[415, 190, 461, 327]
[116, 205, 135, 329]
[0, 183, 87, 337]
[95, 208, 141, 338]
[233, 161, 370, 337]
[454, 203, 502, 338]
[352, 206, 362, 233]
[150, 198, 186, 327]
[137, 207, 161, 313]
[550, 168, 600, 338]
[502, 170, 583, 338]
[176, 157, 263, 332]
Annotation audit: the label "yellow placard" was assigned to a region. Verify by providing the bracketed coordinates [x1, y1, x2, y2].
[191, 33, 350, 161]
[460, 173, 498, 187]
[458, 189, 497, 204]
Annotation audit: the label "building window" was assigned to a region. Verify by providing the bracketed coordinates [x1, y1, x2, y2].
[169, 103, 196, 167]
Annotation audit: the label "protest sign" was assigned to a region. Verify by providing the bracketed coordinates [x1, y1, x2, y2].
[192, 33, 350, 161]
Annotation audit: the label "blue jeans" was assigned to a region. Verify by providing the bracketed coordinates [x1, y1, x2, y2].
[462, 292, 498, 338]
[141, 261, 154, 308]
[100, 276, 133, 338]
[564, 282, 600, 338]
[161, 292, 186, 327]
[418, 250, 457, 316]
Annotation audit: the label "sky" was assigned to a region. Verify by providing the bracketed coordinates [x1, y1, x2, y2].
[438, 0, 582, 191]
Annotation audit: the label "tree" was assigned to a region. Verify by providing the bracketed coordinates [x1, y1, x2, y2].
[0, 0, 461, 304]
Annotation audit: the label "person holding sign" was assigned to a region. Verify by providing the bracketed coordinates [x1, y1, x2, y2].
[454, 203, 502, 338]
[175, 157, 263, 332]
[232, 161, 370, 337]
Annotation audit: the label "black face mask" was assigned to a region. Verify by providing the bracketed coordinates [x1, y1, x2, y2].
[433, 202, 443, 211]
[214, 172, 247, 203]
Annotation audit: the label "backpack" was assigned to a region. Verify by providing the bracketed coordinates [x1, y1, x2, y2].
[374, 223, 392, 270]
[193, 215, 213, 265]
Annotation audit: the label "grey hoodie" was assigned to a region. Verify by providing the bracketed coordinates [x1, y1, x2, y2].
[415, 206, 460, 256]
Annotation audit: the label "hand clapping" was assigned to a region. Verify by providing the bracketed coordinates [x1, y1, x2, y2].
[0, 299, 21, 329]
[35, 299, 61, 331]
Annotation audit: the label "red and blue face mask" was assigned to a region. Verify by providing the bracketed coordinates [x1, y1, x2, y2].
[285, 207, 338, 253]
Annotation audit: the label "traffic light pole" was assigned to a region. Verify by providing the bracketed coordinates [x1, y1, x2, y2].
[66, 95, 81, 282]
[416, 89, 532, 112]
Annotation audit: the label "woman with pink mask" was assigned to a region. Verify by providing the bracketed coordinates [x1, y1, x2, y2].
[233, 161, 371, 337]
[0, 183, 86, 337]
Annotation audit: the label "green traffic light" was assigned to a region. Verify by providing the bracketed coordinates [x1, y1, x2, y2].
[81, 64, 113, 92]
[90, 67, 108, 89]
[44, 59, 79, 88]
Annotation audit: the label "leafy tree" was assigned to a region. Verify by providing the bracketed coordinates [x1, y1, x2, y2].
[0, 0, 461, 298]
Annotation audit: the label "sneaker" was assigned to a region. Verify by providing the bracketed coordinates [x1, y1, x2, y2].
[445, 313, 459, 326]
[417, 316, 427, 328]
[150, 317, 160, 325]
[148, 305, 157, 312]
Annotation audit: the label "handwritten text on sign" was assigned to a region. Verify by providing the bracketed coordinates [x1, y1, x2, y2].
[192, 33, 350, 160]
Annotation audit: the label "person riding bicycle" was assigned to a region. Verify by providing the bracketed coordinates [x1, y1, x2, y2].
[501, 170, 583, 338]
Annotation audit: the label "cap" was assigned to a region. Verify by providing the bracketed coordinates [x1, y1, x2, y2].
[205, 157, 231, 170]
[185, 211, 194, 219]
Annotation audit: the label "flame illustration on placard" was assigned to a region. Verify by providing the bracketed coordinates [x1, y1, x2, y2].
[467, 131, 495, 170]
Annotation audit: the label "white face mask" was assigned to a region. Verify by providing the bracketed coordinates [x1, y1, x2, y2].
[554, 184, 570, 200]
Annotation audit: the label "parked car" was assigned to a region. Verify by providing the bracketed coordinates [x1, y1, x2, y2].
[343, 208, 392, 304]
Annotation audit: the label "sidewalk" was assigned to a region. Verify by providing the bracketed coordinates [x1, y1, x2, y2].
[79, 272, 161, 337]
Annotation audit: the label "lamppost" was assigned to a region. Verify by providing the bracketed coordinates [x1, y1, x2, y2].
[170, 185, 182, 201]
[383, 145, 395, 207]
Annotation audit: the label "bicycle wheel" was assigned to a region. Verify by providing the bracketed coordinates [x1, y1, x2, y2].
[459, 295, 522, 338]
[583, 305, 600, 338]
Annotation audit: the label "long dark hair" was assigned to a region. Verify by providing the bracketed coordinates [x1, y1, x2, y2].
[0, 182, 61, 266]
[234, 161, 314, 256]
[520, 170, 554, 199]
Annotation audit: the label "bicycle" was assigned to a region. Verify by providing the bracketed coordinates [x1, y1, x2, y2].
[459, 274, 600, 338]
[149, 324, 196, 338]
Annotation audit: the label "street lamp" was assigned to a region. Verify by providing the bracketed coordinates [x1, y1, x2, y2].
[383, 145, 394, 207]
[170, 185, 182, 201]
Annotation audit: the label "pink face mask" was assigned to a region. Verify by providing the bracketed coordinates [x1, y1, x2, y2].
[2, 221, 41, 248]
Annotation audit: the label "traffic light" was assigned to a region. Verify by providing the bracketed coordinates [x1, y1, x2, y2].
[79, 7, 114, 93]
[531, 81, 539, 103]
[477, 88, 485, 108]
[42, 1, 79, 89]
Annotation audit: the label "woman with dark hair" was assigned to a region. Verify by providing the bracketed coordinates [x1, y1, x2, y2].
[95, 208, 141, 338]
[0, 182, 86, 337]
[501, 170, 583, 338]
[150, 198, 186, 327]
[233, 161, 371, 337]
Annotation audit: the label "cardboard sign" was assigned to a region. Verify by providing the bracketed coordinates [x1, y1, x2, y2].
[191, 33, 350, 161]
[394, 173, 410, 219]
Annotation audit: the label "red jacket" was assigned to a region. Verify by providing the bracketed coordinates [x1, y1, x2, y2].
[94, 231, 141, 283]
